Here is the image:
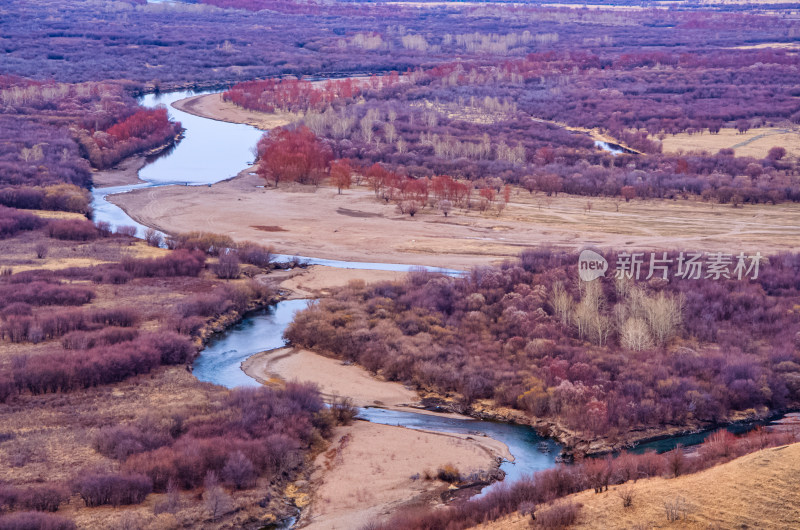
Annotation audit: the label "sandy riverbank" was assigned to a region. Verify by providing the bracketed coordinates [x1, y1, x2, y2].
[272, 265, 406, 299]
[172, 92, 297, 130]
[109, 168, 800, 272]
[92, 155, 147, 188]
[243, 346, 419, 409]
[302, 421, 508, 529]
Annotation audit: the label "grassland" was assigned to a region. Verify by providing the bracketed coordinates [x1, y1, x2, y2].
[477, 442, 800, 530]
[661, 126, 800, 159]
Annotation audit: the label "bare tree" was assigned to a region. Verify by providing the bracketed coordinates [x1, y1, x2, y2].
[621, 317, 652, 351]
[34, 242, 48, 259]
[214, 251, 240, 279]
[643, 291, 683, 347]
[203, 471, 232, 519]
[143, 228, 163, 248]
[549, 282, 573, 327]
[438, 199, 452, 217]
[384, 122, 397, 144]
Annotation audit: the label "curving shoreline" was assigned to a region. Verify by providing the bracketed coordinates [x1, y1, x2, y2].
[171, 92, 297, 130]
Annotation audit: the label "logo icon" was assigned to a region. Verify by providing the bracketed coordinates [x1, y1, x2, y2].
[578, 249, 608, 282]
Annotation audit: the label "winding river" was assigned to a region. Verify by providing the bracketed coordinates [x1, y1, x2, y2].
[92, 89, 786, 503]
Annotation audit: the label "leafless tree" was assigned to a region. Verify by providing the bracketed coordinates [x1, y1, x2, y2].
[143, 227, 162, 247]
[203, 471, 232, 519]
[621, 317, 652, 351]
[549, 282, 573, 327]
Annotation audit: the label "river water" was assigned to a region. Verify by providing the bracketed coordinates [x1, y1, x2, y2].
[92, 89, 786, 501]
[195, 301, 562, 494]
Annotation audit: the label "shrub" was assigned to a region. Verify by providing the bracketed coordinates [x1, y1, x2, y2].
[436, 464, 461, 483]
[73, 472, 152, 507]
[664, 496, 688, 522]
[222, 451, 257, 490]
[0, 378, 14, 403]
[0, 282, 94, 307]
[61, 327, 139, 350]
[0, 485, 18, 514]
[93, 418, 175, 460]
[141, 332, 197, 364]
[34, 243, 48, 260]
[214, 251, 240, 279]
[535, 501, 581, 529]
[0, 512, 76, 530]
[0, 207, 44, 239]
[178, 293, 233, 318]
[12, 339, 162, 394]
[18, 485, 69, 512]
[0, 303, 32, 318]
[237, 242, 273, 268]
[93, 267, 131, 285]
[46, 219, 98, 241]
[144, 228, 163, 248]
[121, 250, 205, 277]
[167, 232, 233, 256]
[330, 396, 357, 425]
[89, 308, 139, 327]
[171, 316, 205, 336]
[617, 484, 635, 508]
[94, 221, 112, 237]
[115, 225, 137, 237]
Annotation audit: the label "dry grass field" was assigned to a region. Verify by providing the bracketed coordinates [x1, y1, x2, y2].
[661, 126, 800, 159]
[477, 442, 800, 530]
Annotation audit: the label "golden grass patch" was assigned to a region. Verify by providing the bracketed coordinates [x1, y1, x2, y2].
[476, 443, 800, 530]
[661, 126, 800, 158]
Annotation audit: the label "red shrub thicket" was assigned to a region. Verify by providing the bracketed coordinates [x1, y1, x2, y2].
[121, 250, 205, 277]
[7, 332, 196, 397]
[46, 219, 98, 241]
[0, 512, 76, 530]
[0, 207, 45, 239]
[75, 108, 181, 170]
[0, 282, 94, 307]
[223, 75, 399, 113]
[124, 384, 325, 491]
[72, 472, 152, 507]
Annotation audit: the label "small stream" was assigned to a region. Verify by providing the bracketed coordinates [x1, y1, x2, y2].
[195, 301, 562, 495]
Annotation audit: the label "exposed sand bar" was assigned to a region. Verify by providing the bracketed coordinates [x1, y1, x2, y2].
[303, 421, 509, 529]
[243, 347, 419, 409]
[110, 170, 800, 270]
[272, 265, 406, 300]
[172, 92, 297, 130]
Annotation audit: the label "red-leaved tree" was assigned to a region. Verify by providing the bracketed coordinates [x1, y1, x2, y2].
[255, 127, 331, 187]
